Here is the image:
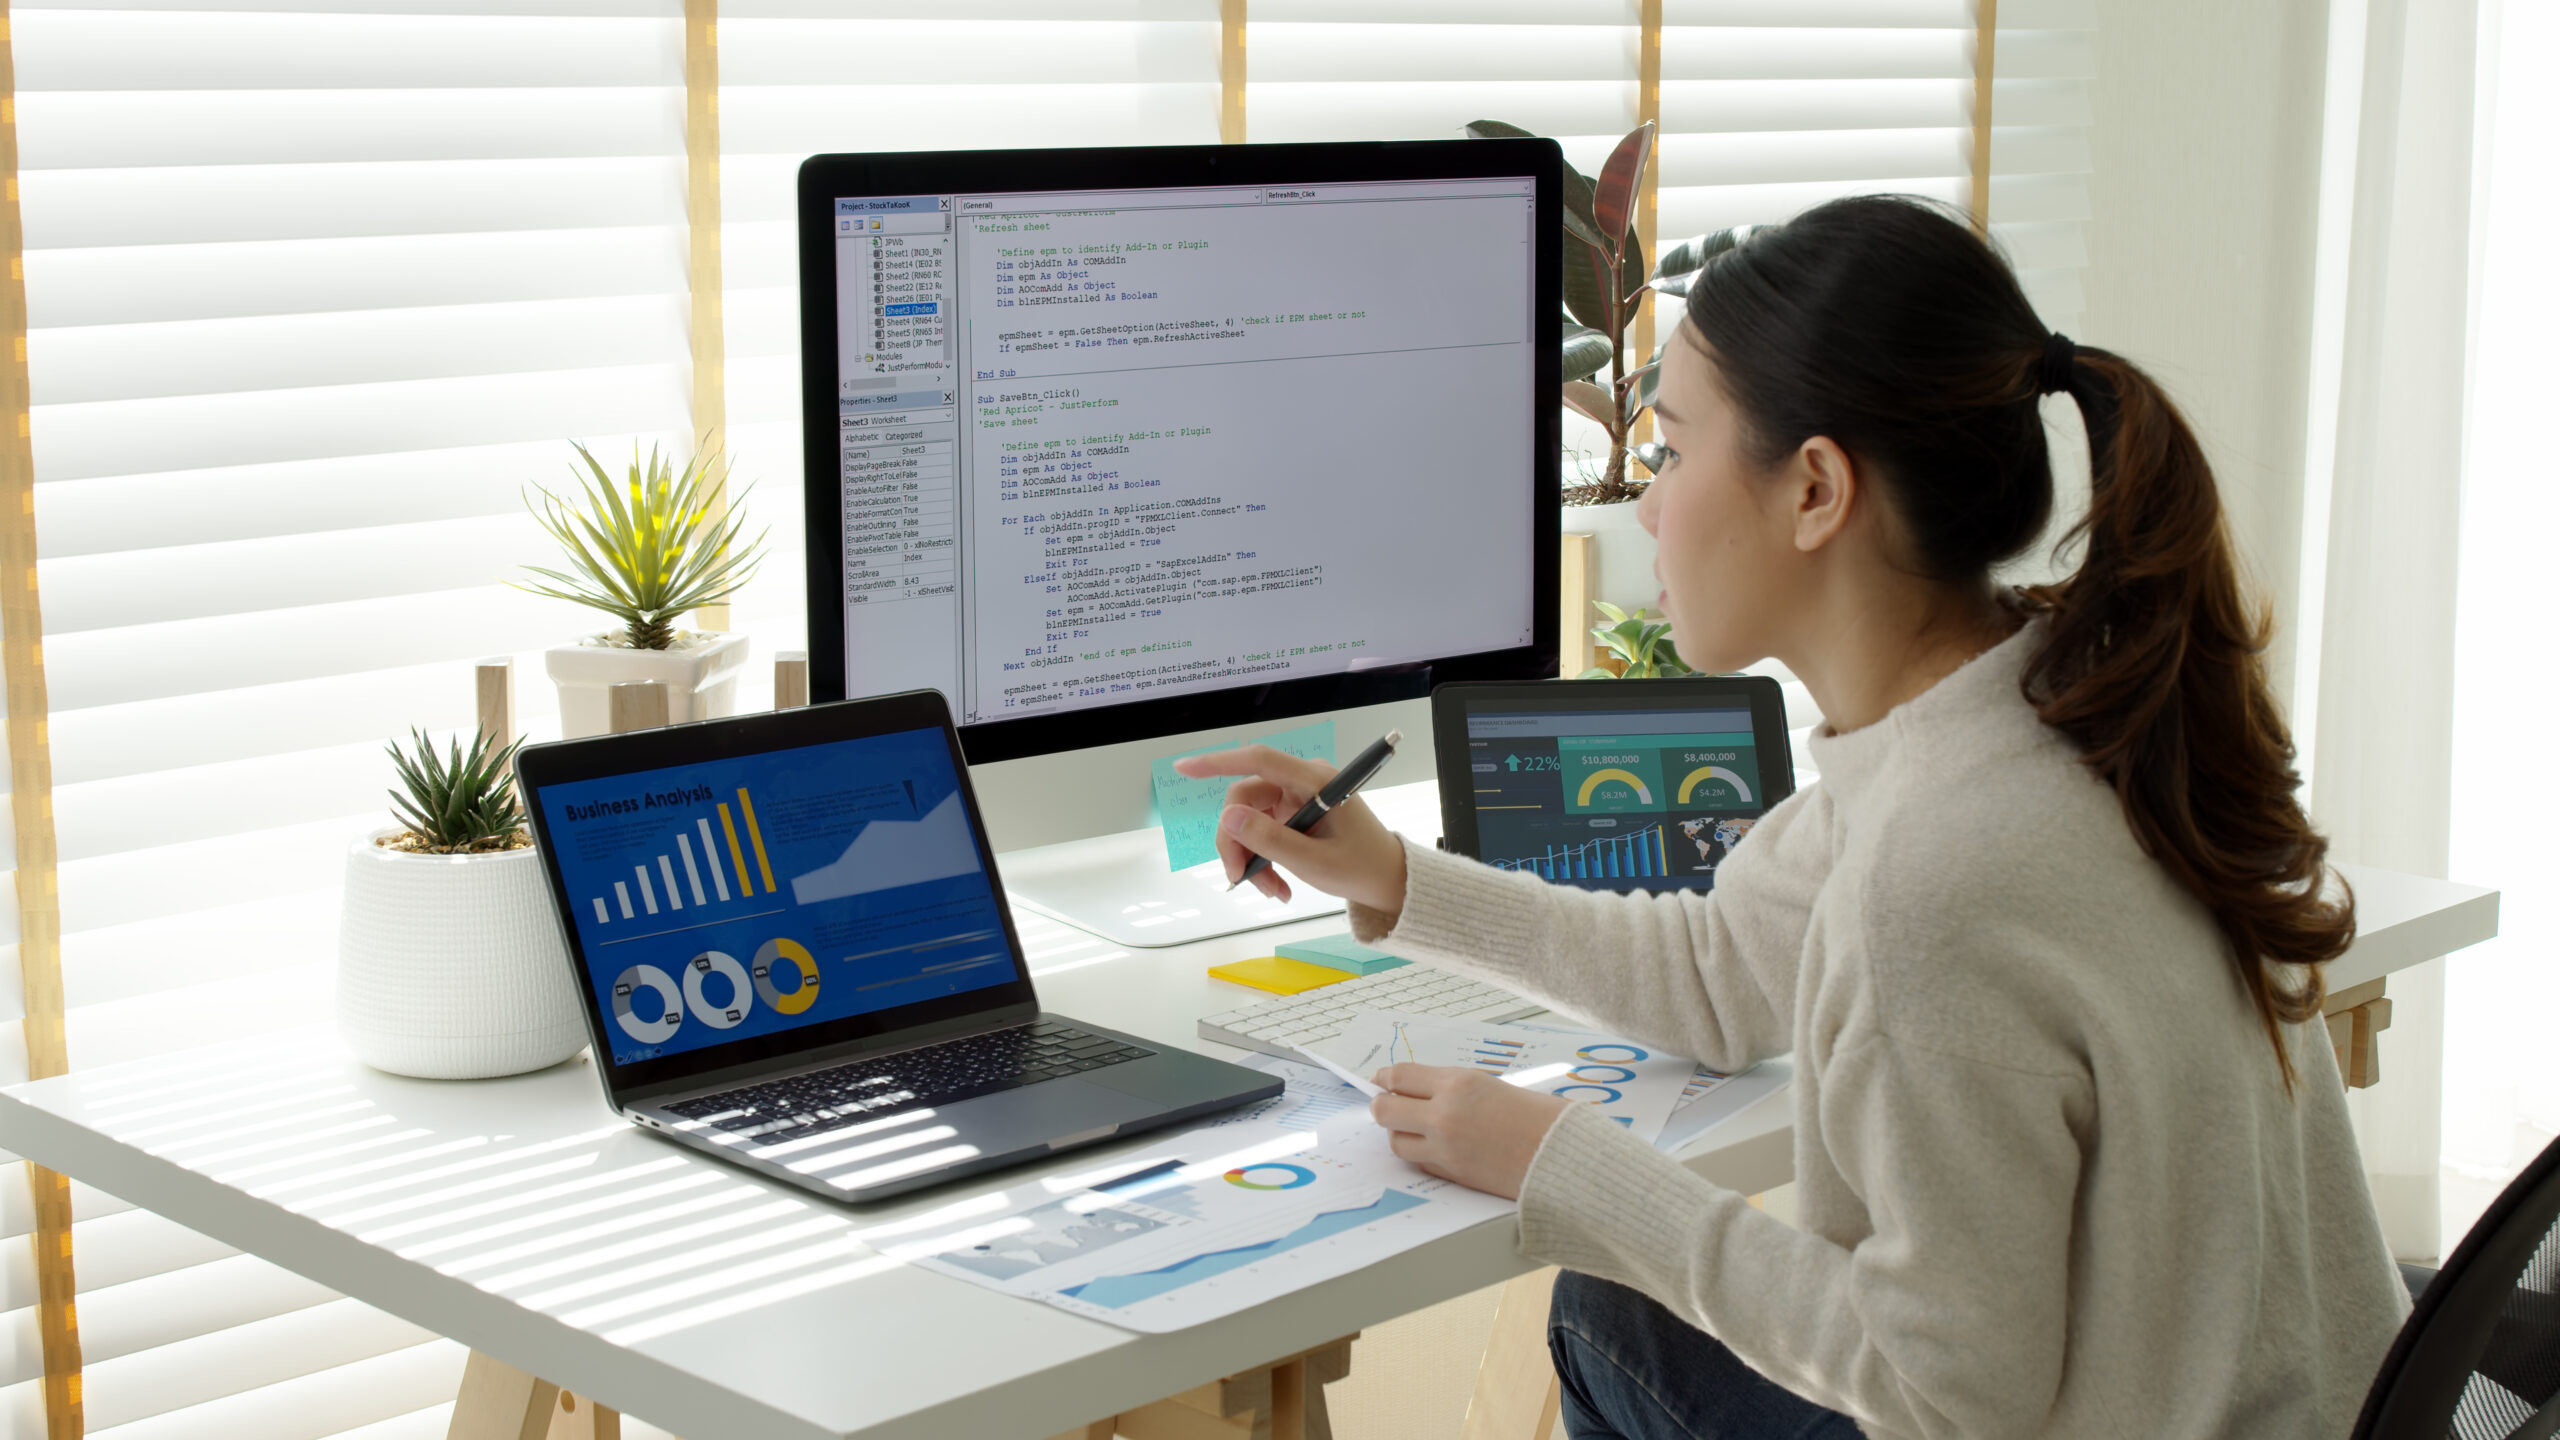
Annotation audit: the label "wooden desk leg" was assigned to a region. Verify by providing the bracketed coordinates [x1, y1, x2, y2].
[547, 1389, 622, 1440]
[1112, 1335, 1355, 1440]
[450, 1352, 557, 1440]
[2323, 978, 2395, 1090]
[1462, 1267, 1562, 1440]
[448, 1352, 639, 1440]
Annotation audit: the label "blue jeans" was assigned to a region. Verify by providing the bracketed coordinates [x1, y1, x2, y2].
[1549, 1271, 1861, 1440]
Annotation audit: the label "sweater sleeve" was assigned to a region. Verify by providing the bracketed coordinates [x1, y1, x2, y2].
[1342, 785, 1834, 1073]
[1516, 1029, 2089, 1440]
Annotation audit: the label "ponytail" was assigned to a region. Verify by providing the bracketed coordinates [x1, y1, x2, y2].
[1684, 196, 2351, 1090]
[2022, 350, 2350, 1089]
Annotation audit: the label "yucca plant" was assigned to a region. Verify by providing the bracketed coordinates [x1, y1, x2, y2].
[519, 441, 766, 651]
[1581, 601, 1696, 680]
[383, 728, 527, 853]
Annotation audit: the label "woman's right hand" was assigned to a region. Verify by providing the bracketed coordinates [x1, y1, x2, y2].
[1170, 745, 1408, 920]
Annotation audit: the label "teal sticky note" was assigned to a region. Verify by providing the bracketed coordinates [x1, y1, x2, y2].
[1148, 720, 1335, 871]
[1276, 934, 1411, 976]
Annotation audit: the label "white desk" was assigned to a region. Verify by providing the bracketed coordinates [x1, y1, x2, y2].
[0, 785, 2498, 1440]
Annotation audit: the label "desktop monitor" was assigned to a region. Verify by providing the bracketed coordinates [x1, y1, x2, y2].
[798, 140, 1561, 944]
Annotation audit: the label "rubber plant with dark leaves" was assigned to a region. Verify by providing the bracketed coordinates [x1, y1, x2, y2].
[1465, 118, 1757, 504]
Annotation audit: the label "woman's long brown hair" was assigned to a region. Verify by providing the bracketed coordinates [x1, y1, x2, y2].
[1686, 196, 2352, 1089]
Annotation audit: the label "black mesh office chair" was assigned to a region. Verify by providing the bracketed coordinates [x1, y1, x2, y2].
[2354, 1132, 2560, 1439]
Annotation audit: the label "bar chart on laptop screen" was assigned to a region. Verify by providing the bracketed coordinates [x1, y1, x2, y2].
[536, 727, 1017, 1066]
[1464, 708, 1768, 892]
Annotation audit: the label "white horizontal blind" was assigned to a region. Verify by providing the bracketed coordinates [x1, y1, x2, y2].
[1249, 0, 2094, 478]
[0, 2, 2092, 1433]
[5, 2, 700, 1434]
[712, 0, 1225, 644]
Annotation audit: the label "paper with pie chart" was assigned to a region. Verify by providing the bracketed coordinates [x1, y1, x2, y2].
[880, 1059, 1513, 1332]
[1302, 1012, 1692, 1145]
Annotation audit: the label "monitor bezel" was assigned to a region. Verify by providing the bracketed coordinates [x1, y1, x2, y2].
[797, 138, 1564, 764]
[514, 692, 1040, 1098]
[1428, 676, 1799, 874]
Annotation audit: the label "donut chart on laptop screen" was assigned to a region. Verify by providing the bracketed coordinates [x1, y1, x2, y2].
[536, 726, 1019, 1066]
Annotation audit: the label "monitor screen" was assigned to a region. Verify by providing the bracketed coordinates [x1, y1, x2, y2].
[532, 725, 1022, 1068]
[1463, 703, 1776, 893]
[802, 142, 1559, 763]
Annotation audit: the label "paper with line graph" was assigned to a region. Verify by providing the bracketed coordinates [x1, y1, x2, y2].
[1303, 1012, 1692, 1145]
[877, 1058, 1512, 1332]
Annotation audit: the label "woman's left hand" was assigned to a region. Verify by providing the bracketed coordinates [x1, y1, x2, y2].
[1369, 1064, 1575, 1200]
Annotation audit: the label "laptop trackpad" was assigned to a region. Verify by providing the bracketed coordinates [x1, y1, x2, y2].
[934, 1077, 1159, 1158]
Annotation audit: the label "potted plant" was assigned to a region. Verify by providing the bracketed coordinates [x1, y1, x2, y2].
[526, 440, 767, 738]
[1580, 602, 1696, 679]
[1466, 118, 1759, 613]
[338, 729, 585, 1079]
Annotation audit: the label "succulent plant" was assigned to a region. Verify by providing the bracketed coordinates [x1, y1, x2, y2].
[384, 728, 526, 853]
[519, 440, 766, 651]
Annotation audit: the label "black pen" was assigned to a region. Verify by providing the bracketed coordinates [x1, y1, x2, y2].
[1231, 729, 1402, 891]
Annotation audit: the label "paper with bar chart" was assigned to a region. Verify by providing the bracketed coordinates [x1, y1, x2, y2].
[1303, 1012, 1691, 1144]
[879, 1059, 1512, 1332]
[535, 726, 1019, 1067]
[1463, 705, 1770, 892]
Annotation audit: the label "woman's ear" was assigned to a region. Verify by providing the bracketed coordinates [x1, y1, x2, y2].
[1790, 436, 1857, 554]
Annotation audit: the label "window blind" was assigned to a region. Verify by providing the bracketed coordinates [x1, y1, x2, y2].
[1249, 0, 2095, 478]
[0, 1, 2089, 1433]
[711, 0, 1227, 655]
[3, 4, 699, 1434]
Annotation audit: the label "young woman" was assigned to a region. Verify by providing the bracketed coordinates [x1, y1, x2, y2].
[1175, 196, 2407, 1439]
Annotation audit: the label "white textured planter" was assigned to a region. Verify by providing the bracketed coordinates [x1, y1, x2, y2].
[545, 630, 750, 739]
[1570, 499, 1663, 617]
[337, 832, 586, 1080]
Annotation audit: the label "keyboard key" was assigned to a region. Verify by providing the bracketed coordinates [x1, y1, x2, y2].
[670, 1024, 1151, 1130]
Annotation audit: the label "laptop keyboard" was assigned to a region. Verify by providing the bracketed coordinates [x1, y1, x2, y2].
[665, 1021, 1152, 1142]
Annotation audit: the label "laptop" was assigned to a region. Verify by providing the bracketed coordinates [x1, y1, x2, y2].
[514, 690, 1281, 1201]
[1429, 677, 1797, 893]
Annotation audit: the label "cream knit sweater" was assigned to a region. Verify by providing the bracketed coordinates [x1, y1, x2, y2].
[1351, 622, 2407, 1440]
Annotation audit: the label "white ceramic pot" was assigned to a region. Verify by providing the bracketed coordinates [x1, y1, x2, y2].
[337, 832, 586, 1080]
[545, 630, 750, 739]
[1569, 499, 1662, 618]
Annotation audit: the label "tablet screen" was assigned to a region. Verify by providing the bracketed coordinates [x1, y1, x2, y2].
[1461, 701, 1777, 892]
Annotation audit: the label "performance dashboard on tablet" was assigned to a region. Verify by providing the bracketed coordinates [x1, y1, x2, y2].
[1432, 679, 1796, 893]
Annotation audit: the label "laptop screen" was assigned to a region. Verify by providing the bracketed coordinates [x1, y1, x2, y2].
[534, 724, 1022, 1068]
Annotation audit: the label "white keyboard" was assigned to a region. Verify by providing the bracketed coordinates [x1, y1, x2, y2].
[1196, 964, 1544, 1061]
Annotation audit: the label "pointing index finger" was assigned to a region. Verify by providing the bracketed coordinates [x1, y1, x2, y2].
[1171, 744, 1339, 792]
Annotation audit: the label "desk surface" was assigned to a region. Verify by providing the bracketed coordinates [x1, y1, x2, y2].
[0, 784, 2498, 1440]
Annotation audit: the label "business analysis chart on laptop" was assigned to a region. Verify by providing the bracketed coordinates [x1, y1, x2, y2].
[536, 727, 1015, 1067]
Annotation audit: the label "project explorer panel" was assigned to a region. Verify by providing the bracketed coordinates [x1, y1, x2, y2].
[831, 178, 1541, 724]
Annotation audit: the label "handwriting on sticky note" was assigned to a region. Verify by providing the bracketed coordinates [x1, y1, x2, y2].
[1148, 719, 1334, 871]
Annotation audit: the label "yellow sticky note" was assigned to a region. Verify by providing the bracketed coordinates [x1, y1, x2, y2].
[1207, 955, 1353, 996]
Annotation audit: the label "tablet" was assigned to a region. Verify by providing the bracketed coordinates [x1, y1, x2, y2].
[1431, 678, 1796, 893]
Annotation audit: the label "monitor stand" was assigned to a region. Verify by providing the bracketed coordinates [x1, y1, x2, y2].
[998, 826, 1345, 949]
[994, 781, 1444, 950]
